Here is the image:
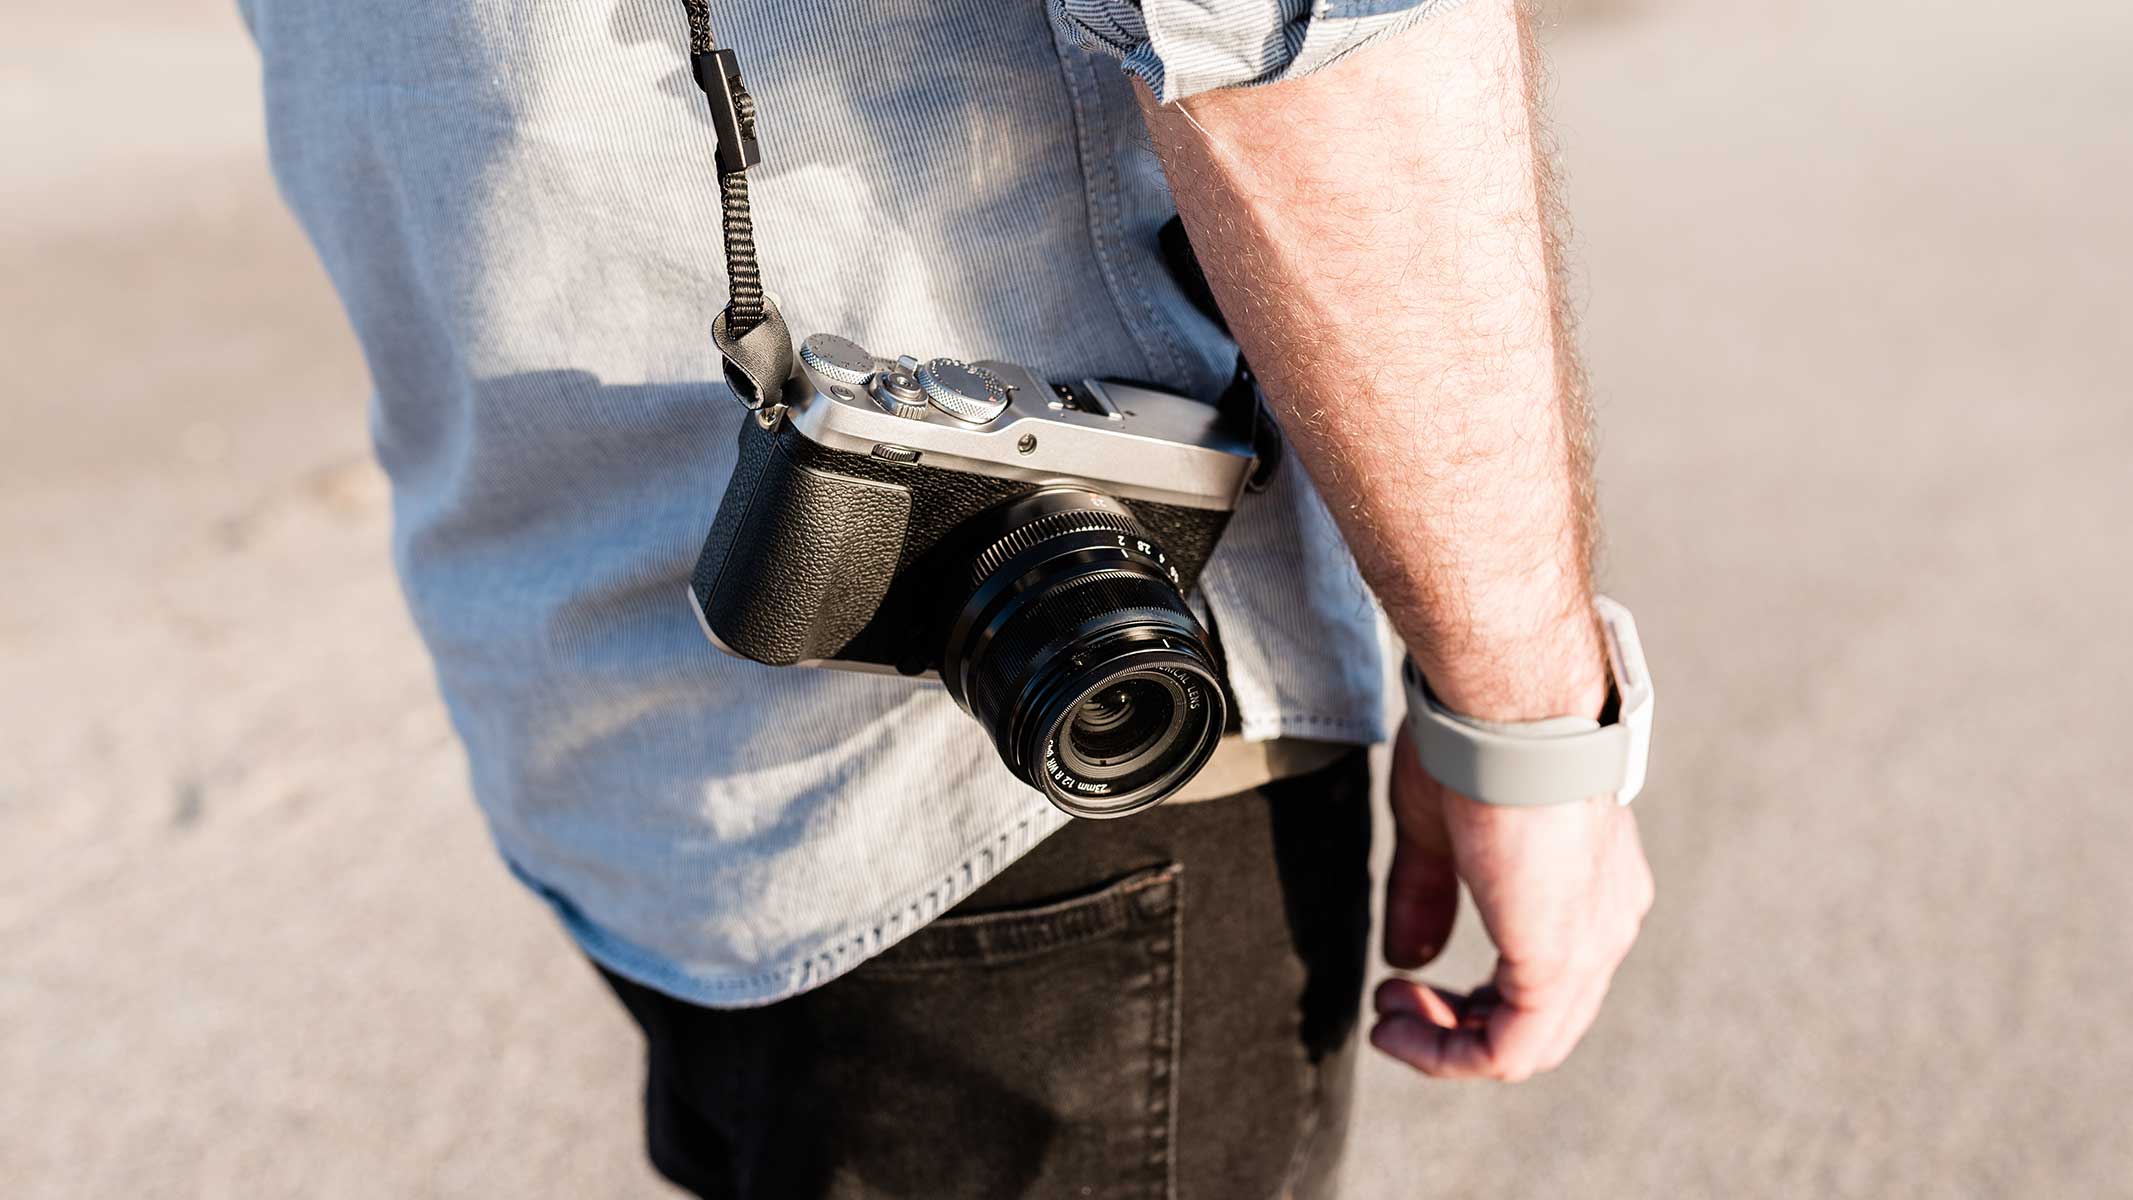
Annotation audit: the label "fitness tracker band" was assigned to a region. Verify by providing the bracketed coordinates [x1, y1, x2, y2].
[1401, 596, 1654, 807]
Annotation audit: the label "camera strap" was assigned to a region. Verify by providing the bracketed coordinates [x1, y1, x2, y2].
[680, 7, 1280, 491]
[682, 2, 796, 413]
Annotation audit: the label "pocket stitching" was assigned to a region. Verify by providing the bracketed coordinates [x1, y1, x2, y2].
[1142, 866, 1182, 1200]
[866, 862, 1181, 973]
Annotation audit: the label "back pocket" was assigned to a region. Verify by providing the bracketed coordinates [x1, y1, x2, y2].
[801, 863, 1184, 1200]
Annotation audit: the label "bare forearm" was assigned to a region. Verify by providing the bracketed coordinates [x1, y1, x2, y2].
[1138, 0, 1603, 721]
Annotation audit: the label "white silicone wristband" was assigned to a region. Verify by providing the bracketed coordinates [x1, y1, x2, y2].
[1401, 596, 1653, 807]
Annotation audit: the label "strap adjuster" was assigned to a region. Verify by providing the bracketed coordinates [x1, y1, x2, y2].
[690, 49, 760, 176]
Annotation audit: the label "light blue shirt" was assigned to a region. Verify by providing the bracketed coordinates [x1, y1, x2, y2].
[245, 0, 1443, 1006]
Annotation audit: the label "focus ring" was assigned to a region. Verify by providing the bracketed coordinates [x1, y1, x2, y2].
[966, 508, 1145, 590]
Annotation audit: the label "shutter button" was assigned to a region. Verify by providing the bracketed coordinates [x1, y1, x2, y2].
[868, 365, 931, 420]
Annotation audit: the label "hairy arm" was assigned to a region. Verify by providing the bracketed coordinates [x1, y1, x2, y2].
[1138, 0, 1651, 1081]
[1141, 0, 1599, 720]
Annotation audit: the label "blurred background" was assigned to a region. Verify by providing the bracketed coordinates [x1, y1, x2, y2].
[4, 0, 2129, 1195]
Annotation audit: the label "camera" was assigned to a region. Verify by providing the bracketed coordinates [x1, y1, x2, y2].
[688, 332, 1263, 818]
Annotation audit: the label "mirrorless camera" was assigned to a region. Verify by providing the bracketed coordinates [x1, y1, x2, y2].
[689, 333, 1262, 818]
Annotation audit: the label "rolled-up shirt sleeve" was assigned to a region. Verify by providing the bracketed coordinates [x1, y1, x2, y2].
[1050, 0, 1467, 102]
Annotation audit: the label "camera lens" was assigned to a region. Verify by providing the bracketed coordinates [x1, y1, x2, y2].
[943, 489, 1226, 819]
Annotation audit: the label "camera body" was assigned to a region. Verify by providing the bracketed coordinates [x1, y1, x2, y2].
[689, 333, 1261, 816]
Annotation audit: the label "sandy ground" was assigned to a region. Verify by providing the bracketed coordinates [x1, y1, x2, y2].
[4, 0, 2130, 1196]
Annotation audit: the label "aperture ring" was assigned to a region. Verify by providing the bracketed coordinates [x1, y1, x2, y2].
[966, 507, 1145, 591]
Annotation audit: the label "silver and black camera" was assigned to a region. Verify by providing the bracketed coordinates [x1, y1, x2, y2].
[689, 332, 1268, 817]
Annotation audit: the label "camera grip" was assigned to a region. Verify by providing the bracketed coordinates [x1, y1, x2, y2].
[692, 421, 911, 666]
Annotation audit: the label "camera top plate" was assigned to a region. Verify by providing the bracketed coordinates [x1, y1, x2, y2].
[787, 335, 1256, 512]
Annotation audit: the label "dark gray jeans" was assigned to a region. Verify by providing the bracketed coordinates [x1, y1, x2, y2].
[598, 749, 1373, 1200]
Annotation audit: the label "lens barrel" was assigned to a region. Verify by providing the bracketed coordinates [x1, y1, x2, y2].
[943, 490, 1226, 819]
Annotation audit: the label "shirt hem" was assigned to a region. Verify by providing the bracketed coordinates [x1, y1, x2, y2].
[500, 799, 1075, 1009]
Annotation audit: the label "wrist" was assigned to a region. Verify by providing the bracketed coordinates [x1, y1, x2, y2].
[1402, 594, 1655, 811]
[1406, 603, 1609, 724]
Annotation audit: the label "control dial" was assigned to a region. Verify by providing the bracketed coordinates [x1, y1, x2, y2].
[917, 358, 1011, 424]
[798, 333, 879, 387]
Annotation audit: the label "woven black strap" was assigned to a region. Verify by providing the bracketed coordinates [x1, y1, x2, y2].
[683, 3, 791, 406]
[718, 161, 764, 333]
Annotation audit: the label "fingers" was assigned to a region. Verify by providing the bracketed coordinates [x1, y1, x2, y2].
[1383, 835, 1460, 969]
[1369, 961, 1610, 1082]
[1384, 726, 1459, 969]
[1368, 1000, 1551, 1082]
[1369, 984, 1494, 1079]
[1534, 968, 1612, 1075]
[1369, 977, 1503, 1079]
[1473, 992, 1561, 1083]
[1373, 977, 1470, 1028]
[1371, 1015, 1487, 1078]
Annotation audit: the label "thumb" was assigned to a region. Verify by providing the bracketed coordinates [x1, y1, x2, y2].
[1384, 728, 1459, 969]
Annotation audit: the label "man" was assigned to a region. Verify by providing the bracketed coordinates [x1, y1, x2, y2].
[245, 0, 1652, 1194]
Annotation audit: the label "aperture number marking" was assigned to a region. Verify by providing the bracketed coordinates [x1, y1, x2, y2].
[1117, 534, 1183, 586]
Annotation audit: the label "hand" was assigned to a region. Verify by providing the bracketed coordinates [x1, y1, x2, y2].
[1371, 725, 1654, 1082]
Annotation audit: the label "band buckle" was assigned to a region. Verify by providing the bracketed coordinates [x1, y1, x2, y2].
[690, 49, 760, 176]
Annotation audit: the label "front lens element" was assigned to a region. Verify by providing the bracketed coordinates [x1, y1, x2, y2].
[1061, 676, 1182, 777]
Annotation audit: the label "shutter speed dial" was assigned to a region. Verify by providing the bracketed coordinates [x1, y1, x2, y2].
[917, 358, 1011, 424]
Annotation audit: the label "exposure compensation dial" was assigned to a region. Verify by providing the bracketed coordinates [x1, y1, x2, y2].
[917, 358, 1011, 424]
